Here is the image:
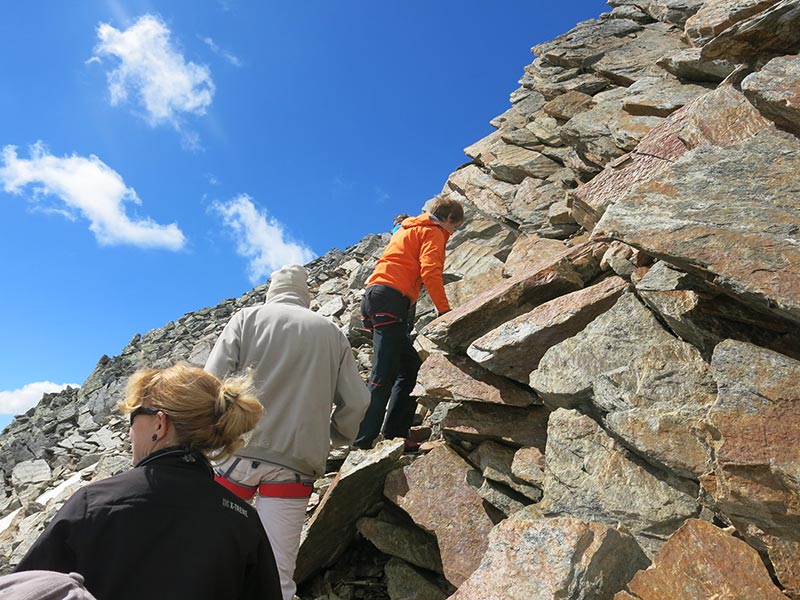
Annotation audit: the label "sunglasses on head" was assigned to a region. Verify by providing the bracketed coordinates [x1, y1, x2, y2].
[129, 406, 159, 426]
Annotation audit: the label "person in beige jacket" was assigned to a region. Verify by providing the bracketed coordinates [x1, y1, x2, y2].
[205, 264, 369, 600]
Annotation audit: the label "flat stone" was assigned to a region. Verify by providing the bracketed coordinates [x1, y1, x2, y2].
[684, 0, 782, 46]
[543, 90, 595, 121]
[530, 292, 679, 410]
[657, 47, 737, 82]
[594, 127, 800, 326]
[421, 260, 583, 352]
[702, 340, 800, 543]
[295, 440, 405, 583]
[451, 512, 649, 600]
[621, 76, 710, 117]
[542, 409, 700, 557]
[533, 18, 643, 70]
[443, 164, 517, 219]
[742, 54, 800, 136]
[636, 261, 800, 360]
[384, 444, 496, 586]
[572, 84, 770, 230]
[384, 558, 450, 600]
[441, 402, 550, 450]
[416, 353, 538, 407]
[609, 0, 705, 27]
[618, 519, 787, 600]
[468, 276, 628, 384]
[356, 514, 443, 574]
[701, 0, 800, 61]
[10, 460, 51, 487]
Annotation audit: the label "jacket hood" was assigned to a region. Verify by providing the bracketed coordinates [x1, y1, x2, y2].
[266, 264, 311, 308]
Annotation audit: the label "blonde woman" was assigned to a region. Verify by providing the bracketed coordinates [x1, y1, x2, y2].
[16, 364, 282, 600]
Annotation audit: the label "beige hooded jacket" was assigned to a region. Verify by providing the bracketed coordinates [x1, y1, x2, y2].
[205, 265, 369, 477]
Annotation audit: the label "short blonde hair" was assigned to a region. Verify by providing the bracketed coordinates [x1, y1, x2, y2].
[118, 363, 263, 463]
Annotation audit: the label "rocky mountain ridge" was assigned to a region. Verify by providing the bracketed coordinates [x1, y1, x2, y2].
[2, 1, 799, 598]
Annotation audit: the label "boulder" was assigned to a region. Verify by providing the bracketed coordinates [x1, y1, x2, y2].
[684, 0, 782, 46]
[440, 401, 550, 449]
[295, 440, 405, 583]
[594, 127, 800, 327]
[451, 512, 649, 600]
[384, 444, 496, 586]
[742, 54, 800, 136]
[468, 276, 628, 383]
[541, 409, 700, 556]
[616, 519, 788, 600]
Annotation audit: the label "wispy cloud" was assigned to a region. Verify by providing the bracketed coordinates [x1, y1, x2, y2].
[0, 142, 186, 249]
[0, 381, 80, 416]
[90, 14, 214, 138]
[202, 36, 242, 67]
[212, 194, 316, 284]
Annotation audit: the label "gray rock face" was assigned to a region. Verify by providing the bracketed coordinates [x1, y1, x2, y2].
[742, 54, 800, 136]
[468, 276, 628, 384]
[529, 292, 679, 410]
[595, 127, 800, 326]
[542, 409, 700, 556]
[451, 512, 649, 600]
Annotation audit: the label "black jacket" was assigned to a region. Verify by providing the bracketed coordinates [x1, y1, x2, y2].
[17, 447, 282, 600]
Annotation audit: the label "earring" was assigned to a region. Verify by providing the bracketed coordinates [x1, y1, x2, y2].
[151, 433, 158, 442]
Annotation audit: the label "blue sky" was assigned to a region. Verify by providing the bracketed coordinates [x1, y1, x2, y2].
[0, 0, 608, 429]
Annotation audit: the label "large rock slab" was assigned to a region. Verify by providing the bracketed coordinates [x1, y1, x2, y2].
[384, 558, 450, 600]
[590, 23, 691, 85]
[450, 513, 649, 600]
[657, 47, 737, 82]
[441, 402, 550, 450]
[384, 444, 496, 586]
[610, 0, 705, 27]
[502, 235, 569, 278]
[295, 440, 404, 583]
[468, 276, 628, 384]
[595, 341, 718, 479]
[561, 86, 664, 168]
[468, 138, 562, 184]
[532, 18, 643, 70]
[421, 260, 583, 352]
[684, 0, 782, 46]
[702, 340, 800, 543]
[571, 84, 771, 230]
[701, 0, 800, 61]
[356, 512, 443, 574]
[616, 519, 788, 600]
[594, 127, 800, 326]
[530, 292, 680, 410]
[742, 54, 800, 136]
[636, 261, 800, 360]
[542, 409, 700, 556]
[416, 353, 539, 407]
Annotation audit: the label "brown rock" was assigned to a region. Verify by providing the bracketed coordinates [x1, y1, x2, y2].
[384, 444, 495, 586]
[701, 0, 800, 61]
[441, 401, 550, 449]
[468, 276, 628, 383]
[416, 353, 539, 407]
[469, 440, 542, 500]
[703, 340, 800, 542]
[451, 513, 649, 600]
[295, 440, 405, 583]
[618, 519, 788, 600]
[684, 0, 781, 47]
[511, 446, 546, 488]
[421, 260, 583, 352]
[543, 90, 595, 121]
[502, 235, 569, 278]
[742, 54, 800, 136]
[594, 127, 800, 326]
[572, 84, 770, 230]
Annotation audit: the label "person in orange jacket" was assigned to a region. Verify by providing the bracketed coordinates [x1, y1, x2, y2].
[353, 197, 464, 450]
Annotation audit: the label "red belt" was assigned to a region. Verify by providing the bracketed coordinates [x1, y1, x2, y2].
[214, 475, 314, 499]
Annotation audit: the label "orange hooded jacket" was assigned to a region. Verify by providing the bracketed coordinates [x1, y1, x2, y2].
[366, 213, 452, 313]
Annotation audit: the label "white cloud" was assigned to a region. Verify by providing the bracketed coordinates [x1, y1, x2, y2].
[212, 194, 316, 284]
[91, 14, 215, 129]
[0, 142, 186, 249]
[202, 37, 242, 67]
[0, 381, 80, 416]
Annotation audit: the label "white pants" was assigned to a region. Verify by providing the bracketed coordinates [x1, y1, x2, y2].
[217, 458, 311, 600]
